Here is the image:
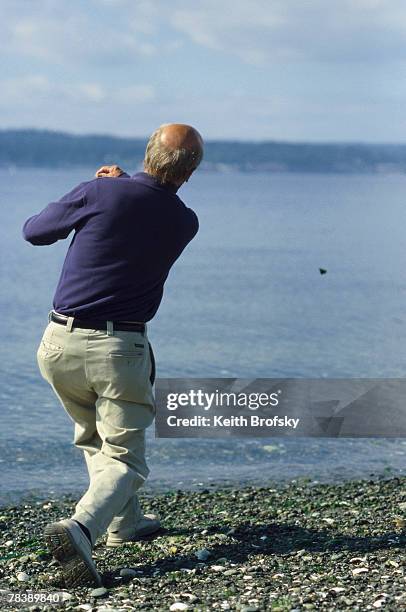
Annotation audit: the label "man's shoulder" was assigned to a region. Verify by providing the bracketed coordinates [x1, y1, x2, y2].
[173, 196, 199, 236]
[176, 195, 198, 218]
[83, 176, 137, 199]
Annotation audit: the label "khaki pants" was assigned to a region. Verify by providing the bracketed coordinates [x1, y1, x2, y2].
[36, 312, 155, 545]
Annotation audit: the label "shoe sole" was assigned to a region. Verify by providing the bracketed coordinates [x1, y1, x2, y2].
[44, 523, 101, 587]
[106, 524, 161, 547]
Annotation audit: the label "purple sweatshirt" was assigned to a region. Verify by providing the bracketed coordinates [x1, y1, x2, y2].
[22, 172, 198, 322]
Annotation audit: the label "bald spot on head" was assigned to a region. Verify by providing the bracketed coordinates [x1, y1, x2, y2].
[143, 123, 204, 187]
[159, 124, 203, 154]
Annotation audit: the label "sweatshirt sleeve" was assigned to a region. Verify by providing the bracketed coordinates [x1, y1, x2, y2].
[189, 208, 199, 239]
[22, 182, 90, 246]
[175, 196, 199, 246]
[185, 207, 199, 242]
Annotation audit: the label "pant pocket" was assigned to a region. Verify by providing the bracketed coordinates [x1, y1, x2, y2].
[37, 326, 65, 381]
[104, 350, 151, 404]
[38, 338, 65, 358]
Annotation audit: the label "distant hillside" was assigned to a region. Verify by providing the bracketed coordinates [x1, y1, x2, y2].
[1, 129, 406, 173]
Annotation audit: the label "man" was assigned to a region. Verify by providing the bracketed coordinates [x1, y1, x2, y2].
[22, 124, 203, 587]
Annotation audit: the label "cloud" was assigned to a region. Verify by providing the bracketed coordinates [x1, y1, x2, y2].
[169, 0, 406, 64]
[3, 0, 406, 72]
[0, 1, 160, 67]
[113, 84, 155, 104]
[78, 84, 106, 103]
[0, 75, 154, 108]
[2, 75, 51, 100]
[0, 0, 405, 140]
[2, 1, 406, 71]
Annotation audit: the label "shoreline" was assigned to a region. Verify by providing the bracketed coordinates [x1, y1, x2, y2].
[0, 477, 405, 611]
[2, 459, 405, 509]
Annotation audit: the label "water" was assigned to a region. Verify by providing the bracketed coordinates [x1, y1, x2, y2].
[1, 168, 406, 504]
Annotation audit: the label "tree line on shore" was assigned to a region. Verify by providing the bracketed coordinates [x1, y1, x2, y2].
[1, 129, 406, 173]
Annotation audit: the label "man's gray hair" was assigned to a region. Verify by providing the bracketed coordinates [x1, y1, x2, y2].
[144, 125, 203, 185]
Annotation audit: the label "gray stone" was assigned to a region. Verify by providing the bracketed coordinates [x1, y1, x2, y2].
[195, 549, 210, 561]
[90, 586, 108, 597]
[119, 568, 137, 578]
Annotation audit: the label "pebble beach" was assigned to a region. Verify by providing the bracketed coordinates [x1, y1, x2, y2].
[0, 477, 405, 611]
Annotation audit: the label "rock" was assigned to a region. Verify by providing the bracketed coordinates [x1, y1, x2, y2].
[223, 569, 237, 576]
[170, 603, 189, 611]
[119, 568, 137, 578]
[349, 557, 367, 564]
[330, 587, 345, 595]
[352, 567, 369, 576]
[195, 548, 210, 561]
[2, 477, 406, 611]
[59, 592, 73, 601]
[16, 571, 29, 582]
[181, 593, 197, 603]
[90, 586, 108, 597]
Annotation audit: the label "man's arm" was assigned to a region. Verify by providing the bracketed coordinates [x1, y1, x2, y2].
[22, 182, 90, 246]
[184, 207, 199, 242]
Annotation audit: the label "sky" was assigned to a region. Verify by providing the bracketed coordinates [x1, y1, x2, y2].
[1, 0, 406, 142]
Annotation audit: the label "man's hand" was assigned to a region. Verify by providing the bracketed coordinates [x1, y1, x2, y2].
[95, 164, 125, 178]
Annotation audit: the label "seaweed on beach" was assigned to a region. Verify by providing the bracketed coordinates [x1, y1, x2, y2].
[0, 477, 405, 611]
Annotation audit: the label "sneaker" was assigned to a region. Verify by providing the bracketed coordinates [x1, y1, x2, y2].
[106, 513, 161, 547]
[44, 519, 101, 587]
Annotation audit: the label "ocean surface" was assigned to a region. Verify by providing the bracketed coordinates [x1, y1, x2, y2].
[1, 168, 406, 504]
